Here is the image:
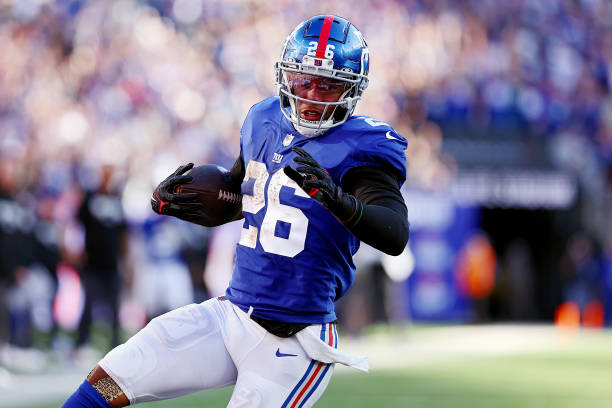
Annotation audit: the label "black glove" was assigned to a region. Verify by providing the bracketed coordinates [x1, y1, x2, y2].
[151, 163, 205, 222]
[284, 146, 363, 226]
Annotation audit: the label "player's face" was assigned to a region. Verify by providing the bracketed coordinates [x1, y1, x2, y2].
[286, 73, 346, 121]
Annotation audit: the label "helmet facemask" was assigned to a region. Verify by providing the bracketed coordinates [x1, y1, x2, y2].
[275, 55, 368, 136]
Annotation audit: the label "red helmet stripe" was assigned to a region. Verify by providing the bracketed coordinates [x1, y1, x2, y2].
[315, 15, 334, 59]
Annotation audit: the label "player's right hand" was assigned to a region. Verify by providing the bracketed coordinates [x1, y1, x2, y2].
[284, 147, 363, 227]
[151, 163, 204, 217]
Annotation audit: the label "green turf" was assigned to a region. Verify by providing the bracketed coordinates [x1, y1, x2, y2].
[29, 334, 612, 408]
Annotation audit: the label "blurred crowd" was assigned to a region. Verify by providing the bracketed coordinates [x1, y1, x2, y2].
[1, 0, 612, 370]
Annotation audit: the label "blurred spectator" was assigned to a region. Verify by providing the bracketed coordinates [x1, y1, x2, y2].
[179, 222, 211, 304]
[336, 244, 387, 336]
[203, 221, 241, 298]
[603, 237, 612, 325]
[337, 244, 414, 336]
[22, 189, 65, 350]
[497, 239, 537, 320]
[0, 156, 36, 348]
[455, 232, 497, 322]
[132, 217, 193, 321]
[75, 164, 127, 351]
[559, 232, 605, 321]
[0, 159, 19, 349]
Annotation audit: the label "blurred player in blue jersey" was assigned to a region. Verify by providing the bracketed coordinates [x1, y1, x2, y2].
[63, 15, 409, 408]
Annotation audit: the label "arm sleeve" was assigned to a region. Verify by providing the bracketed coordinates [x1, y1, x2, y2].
[341, 166, 409, 256]
[228, 151, 245, 181]
[228, 151, 246, 221]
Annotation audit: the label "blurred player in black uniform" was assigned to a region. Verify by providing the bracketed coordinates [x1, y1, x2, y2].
[76, 164, 128, 351]
[0, 157, 35, 348]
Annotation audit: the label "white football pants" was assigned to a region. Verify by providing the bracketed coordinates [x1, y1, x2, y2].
[98, 297, 337, 407]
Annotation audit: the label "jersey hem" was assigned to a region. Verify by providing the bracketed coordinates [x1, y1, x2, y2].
[228, 299, 337, 325]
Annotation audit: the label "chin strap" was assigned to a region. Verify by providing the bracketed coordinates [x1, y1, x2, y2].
[291, 106, 334, 137]
[295, 122, 330, 137]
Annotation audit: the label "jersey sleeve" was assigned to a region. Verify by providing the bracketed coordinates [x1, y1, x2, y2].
[338, 117, 408, 188]
[239, 105, 254, 158]
[239, 97, 279, 162]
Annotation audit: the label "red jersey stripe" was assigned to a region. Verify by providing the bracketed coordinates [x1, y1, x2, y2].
[315, 15, 334, 59]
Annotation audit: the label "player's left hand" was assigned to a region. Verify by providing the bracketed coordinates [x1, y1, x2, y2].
[284, 147, 362, 226]
[284, 146, 341, 209]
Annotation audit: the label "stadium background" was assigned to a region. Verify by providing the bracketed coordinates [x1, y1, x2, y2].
[0, 0, 611, 406]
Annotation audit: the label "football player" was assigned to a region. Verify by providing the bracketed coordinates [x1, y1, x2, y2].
[62, 15, 409, 408]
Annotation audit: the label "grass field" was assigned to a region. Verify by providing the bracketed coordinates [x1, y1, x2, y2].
[18, 324, 612, 408]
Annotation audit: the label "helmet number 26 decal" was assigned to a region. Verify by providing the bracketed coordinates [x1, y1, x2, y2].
[306, 41, 335, 59]
[239, 160, 310, 257]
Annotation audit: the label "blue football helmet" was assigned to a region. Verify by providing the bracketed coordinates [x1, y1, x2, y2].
[275, 15, 370, 136]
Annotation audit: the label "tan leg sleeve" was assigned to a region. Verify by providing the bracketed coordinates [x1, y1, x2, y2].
[87, 366, 129, 407]
[91, 376, 125, 403]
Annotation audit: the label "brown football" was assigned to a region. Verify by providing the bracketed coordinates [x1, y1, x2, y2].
[176, 164, 242, 227]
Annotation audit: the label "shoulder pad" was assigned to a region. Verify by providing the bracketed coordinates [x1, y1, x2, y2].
[336, 116, 408, 185]
[345, 116, 407, 148]
[245, 97, 280, 119]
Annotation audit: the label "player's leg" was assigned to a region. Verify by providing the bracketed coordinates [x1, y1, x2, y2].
[62, 298, 237, 407]
[229, 355, 335, 408]
[223, 305, 336, 407]
[62, 366, 128, 408]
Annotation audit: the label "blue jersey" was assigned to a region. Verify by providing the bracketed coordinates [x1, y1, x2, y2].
[225, 97, 407, 323]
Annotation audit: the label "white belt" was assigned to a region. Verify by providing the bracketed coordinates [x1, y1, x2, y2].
[295, 325, 369, 372]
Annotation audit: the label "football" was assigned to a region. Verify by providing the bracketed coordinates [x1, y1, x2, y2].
[176, 164, 242, 227]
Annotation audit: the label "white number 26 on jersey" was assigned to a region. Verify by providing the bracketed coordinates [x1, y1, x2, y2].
[238, 161, 310, 257]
